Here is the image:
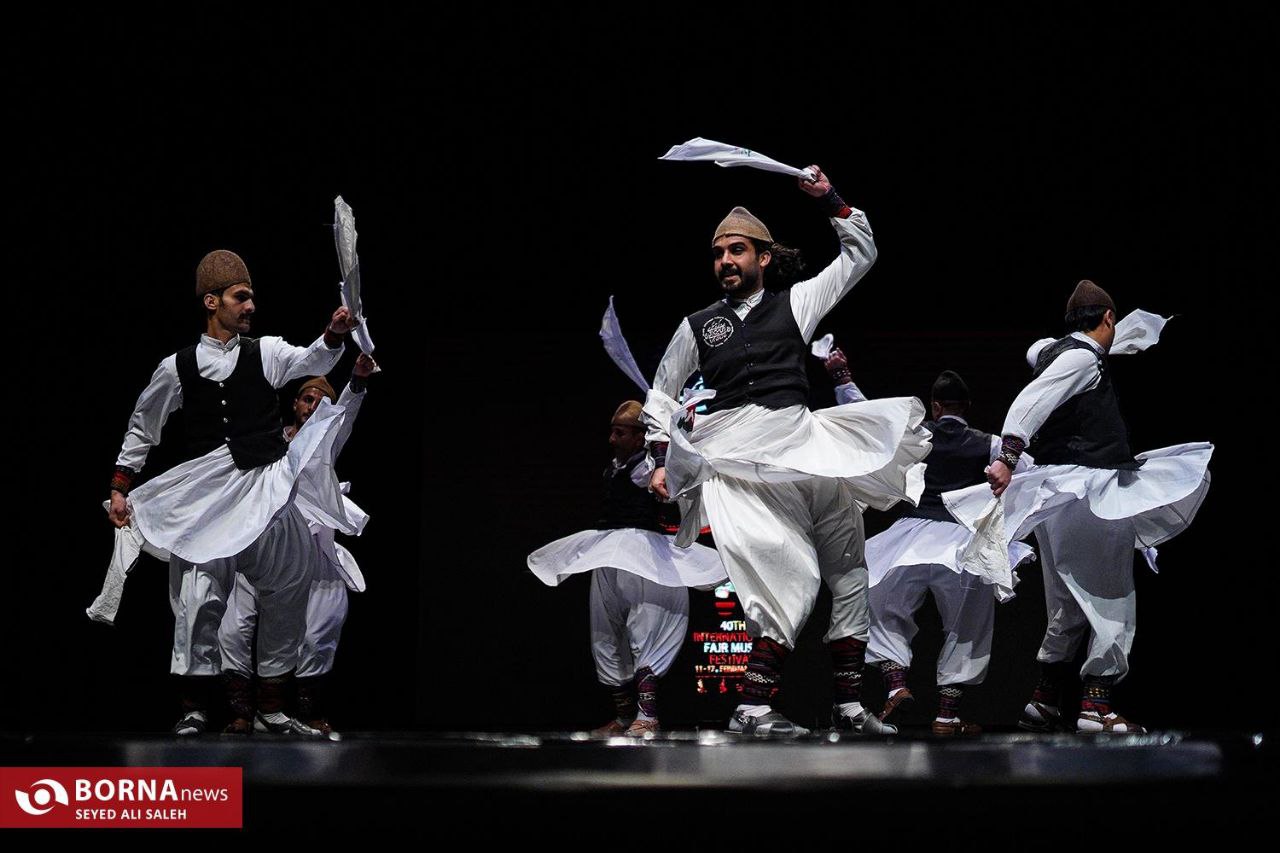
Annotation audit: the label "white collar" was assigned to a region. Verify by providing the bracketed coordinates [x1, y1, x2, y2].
[727, 288, 765, 308]
[1069, 331, 1105, 354]
[938, 414, 969, 426]
[200, 334, 241, 353]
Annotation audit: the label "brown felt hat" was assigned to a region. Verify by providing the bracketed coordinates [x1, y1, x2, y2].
[298, 376, 337, 404]
[1065, 279, 1115, 315]
[713, 206, 773, 245]
[196, 250, 252, 296]
[611, 401, 644, 429]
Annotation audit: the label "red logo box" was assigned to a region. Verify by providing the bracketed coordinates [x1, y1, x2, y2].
[2, 767, 243, 828]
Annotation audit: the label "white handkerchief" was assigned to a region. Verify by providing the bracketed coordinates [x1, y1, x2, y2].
[1111, 310, 1171, 355]
[335, 196, 376, 357]
[1025, 310, 1171, 367]
[87, 522, 169, 625]
[810, 333, 834, 360]
[600, 296, 651, 393]
[957, 497, 1016, 601]
[662, 388, 718, 499]
[659, 137, 816, 181]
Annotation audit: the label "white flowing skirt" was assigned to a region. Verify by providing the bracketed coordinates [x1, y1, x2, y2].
[943, 442, 1213, 547]
[127, 398, 358, 564]
[661, 398, 931, 545]
[866, 517, 1037, 601]
[644, 396, 930, 646]
[527, 528, 726, 590]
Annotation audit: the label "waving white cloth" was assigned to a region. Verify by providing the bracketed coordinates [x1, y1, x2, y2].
[954, 499, 1024, 602]
[658, 137, 816, 181]
[600, 296, 651, 393]
[810, 333, 835, 360]
[86, 523, 172, 625]
[334, 195, 376, 356]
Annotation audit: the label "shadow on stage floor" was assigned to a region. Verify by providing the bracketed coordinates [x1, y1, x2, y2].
[4, 728, 1274, 839]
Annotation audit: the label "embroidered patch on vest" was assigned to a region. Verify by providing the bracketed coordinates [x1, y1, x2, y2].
[701, 316, 734, 347]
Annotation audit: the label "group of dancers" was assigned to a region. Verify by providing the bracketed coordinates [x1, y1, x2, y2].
[528, 163, 1212, 738]
[95, 159, 1211, 741]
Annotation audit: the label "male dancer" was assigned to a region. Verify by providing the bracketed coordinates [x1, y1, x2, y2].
[644, 167, 927, 737]
[975, 280, 1213, 733]
[529, 402, 725, 735]
[108, 249, 358, 735]
[863, 370, 1034, 734]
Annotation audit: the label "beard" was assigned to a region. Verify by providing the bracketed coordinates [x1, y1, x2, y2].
[718, 264, 760, 298]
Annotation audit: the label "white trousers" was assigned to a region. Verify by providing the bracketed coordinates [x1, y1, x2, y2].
[1033, 498, 1137, 681]
[219, 556, 350, 679]
[589, 568, 689, 686]
[866, 563, 996, 686]
[701, 476, 868, 649]
[169, 504, 316, 678]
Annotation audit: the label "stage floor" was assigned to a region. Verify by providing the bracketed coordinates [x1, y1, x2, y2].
[4, 729, 1274, 837]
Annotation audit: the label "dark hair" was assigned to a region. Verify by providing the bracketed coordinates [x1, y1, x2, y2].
[751, 239, 807, 288]
[1064, 304, 1110, 333]
[931, 369, 971, 414]
[199, 285, 233, 315]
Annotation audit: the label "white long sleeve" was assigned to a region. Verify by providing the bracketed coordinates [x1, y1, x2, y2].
[116, 358, 183, 471]
[331, 383, 367, 460]
[787, 210, 878, 342]
[834, 381, 867, 405]
[260, 334, 345, 389]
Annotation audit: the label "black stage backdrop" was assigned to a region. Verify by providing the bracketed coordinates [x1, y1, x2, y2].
[13, 9, 1274, 734]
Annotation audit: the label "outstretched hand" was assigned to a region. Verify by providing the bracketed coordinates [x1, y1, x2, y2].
[328, 306, 358, 335]
[798, 164, 832, 198]
[353, 352, 378, 378]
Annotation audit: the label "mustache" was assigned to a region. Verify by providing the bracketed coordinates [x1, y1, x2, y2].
[719, 266, 741, 280]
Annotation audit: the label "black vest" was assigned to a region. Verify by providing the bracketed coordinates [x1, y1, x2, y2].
[597, 454, 662, 532]
[687, 290, 808, 414]
[1028, 336, 1140, 470]
[175, 338, 288, 471]
[901, 418, 993, 522]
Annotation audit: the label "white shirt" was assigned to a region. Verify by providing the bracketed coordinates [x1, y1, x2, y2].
[1002, 332, 1104, 443]
[116, 334, 345, 471]
[646, 210, 877, 443]
[833, 381, 867, 405]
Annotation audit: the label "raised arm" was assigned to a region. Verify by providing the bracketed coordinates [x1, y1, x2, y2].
[332, 353, 377, 460]
[261, 306, 358, 389]
[787, 166, 879, 342]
